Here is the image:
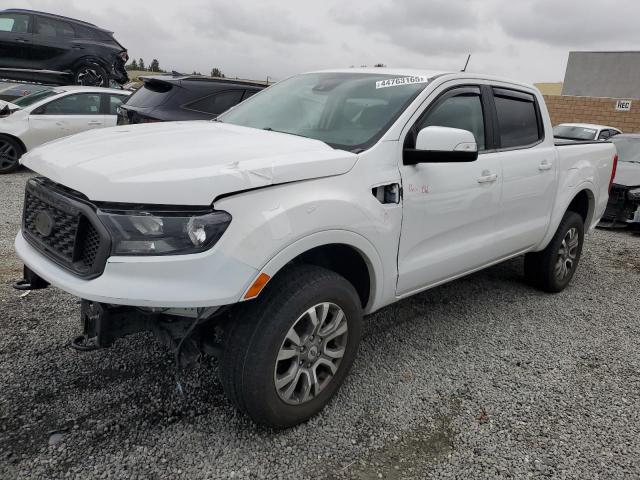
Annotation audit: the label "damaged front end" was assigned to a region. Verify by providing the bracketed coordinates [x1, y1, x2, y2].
[600, 184, 640, 228]
[72, 301, 226, 368]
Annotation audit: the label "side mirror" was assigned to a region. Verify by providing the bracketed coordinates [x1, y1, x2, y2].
[404, 126, 478, 165]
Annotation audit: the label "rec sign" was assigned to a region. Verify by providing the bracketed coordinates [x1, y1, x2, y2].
[615, 99, 632, 111]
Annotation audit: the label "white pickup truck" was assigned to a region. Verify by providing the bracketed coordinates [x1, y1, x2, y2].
[15, 69, 617, 427]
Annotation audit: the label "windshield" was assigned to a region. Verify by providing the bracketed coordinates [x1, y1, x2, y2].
[218, 72, 431, 151]
[612, 137, 640, 163]
[13, 89, 58, 108]
[553, 125, 597, 140]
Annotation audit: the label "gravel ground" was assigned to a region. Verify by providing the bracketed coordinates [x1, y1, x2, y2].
[1, 169, 639, 479]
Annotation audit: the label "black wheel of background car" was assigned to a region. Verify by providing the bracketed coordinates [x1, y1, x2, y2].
[0, 135, 24, 174]
[220, 264, 363, 428]
[524, 211, 584, 293]
[74, 63, 109, 87]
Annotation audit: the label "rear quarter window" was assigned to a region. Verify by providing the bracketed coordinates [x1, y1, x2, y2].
[125, 81, 174, 108]
[183, 90, 244, 115]
[493, 88, 542, 149]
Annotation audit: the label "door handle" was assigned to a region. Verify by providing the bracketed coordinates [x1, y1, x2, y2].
[477, 170, 498, 183]
[538, 160, 553, 171]
[15, 38, 29, 43]
[87, 121, 103, 126]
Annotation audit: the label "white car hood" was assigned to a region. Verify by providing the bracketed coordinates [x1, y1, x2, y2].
[21, 121, 358, 205]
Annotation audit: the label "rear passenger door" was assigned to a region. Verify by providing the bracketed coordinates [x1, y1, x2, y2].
[490, 87, 557, 254]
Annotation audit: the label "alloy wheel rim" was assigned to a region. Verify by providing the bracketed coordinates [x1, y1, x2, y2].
[274, 302, 348, 405]
[555, 227, 579, 281]
[77, 68, 103, 87]
[0, 140, 18, 170]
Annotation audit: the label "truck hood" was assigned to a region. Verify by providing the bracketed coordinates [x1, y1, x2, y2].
[613, 161, 640, 187]
[21, 121, 358, 205]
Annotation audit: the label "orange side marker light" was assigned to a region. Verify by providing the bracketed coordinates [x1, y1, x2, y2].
[244, 272, 271, 299]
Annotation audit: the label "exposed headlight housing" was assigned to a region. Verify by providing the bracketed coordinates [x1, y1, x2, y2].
[97, 208, 232, 256]
[628, 187, 640, 200]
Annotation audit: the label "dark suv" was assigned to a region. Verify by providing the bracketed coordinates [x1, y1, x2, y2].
[0, 9, 128, 87]
[117, 75, 266, 124]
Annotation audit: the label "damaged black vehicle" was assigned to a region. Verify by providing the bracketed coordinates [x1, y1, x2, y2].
[0, 9, 128, 87]
[600, 134, 640, 228]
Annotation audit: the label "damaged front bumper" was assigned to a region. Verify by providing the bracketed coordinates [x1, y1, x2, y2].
[15, 230, 258, 308]
[599, 184, 640, 228]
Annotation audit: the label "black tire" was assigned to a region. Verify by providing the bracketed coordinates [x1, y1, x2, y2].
[524, 211, 584, 293]
[0, 135, 24, 174]
[220, 264, 363, 428]
[73, 62, 109, 87]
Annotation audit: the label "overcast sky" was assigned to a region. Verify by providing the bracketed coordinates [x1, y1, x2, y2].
[19, 0, 640, 83]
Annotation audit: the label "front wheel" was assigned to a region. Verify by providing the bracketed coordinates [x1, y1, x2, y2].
[220, 265, 363, 428]
[524, 211, 584, 292]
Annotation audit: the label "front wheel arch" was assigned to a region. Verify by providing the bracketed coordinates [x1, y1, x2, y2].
[242, 231, 384, 313]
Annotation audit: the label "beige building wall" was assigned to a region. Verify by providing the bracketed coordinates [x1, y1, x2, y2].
[543, 95, 640, 133]
[535, 83, 563, 95]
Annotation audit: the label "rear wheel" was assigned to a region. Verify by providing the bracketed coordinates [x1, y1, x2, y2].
[220, 264, 363, 428]
[524, 211, 584, 292]
[0, 135, 24, 174]
[74, 63, 109, 87]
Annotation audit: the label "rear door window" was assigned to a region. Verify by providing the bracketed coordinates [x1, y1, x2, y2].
[106, 94, 128, 115]
[35, 16, 75, 38]
[38, 93, 102, 115]
[493, 88, 542, 149]
[0, 13, 31, 33]
[184, 90, 244, 115]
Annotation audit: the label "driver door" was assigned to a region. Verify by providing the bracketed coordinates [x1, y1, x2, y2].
[396, 85, 503, 295]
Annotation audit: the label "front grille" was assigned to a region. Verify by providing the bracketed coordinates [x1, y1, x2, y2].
[24, 191, 78, 261]
[22, 178, 111, 278]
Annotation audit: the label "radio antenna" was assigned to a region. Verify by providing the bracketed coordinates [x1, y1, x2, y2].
[461, 54, 471, 72]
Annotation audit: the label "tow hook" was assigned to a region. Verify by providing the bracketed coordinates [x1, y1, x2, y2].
[13, 266, 49, 291]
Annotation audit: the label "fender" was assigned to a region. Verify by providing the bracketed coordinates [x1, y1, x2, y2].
[241, 229, 385, 313]
[536, 180, 595, 250]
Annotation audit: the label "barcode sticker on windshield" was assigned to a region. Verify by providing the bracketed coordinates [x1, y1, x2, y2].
[375, 76, 430, 89]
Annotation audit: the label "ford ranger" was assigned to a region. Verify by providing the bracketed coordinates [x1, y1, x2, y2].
[14, 69, 618, 427]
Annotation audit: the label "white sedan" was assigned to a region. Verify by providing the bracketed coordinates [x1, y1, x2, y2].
[553, 122, 622, 141]
[0, 86, 130, 173]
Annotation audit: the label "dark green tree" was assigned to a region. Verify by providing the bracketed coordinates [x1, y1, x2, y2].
[138, 58, 145, 71]
[210, 67, 225, 78]
[149, 59, 160, 72]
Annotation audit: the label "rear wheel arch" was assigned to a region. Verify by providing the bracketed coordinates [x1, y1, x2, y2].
[566, 188, 594, 226]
